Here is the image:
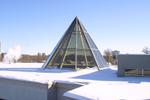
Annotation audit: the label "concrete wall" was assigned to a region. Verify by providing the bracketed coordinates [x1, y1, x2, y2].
[0, 78, 48, 100]
[56, 82, 82, 100]
[48, 82, 57, 100]
[118, 54, 150, 76]
[0, 78, 83, 100]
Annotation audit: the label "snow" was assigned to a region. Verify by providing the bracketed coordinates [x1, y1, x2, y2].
[0, 63, 98, 83]
[0, 63, 150, 99]
[0, 63, 43, 68]
[64, 83, 150, 100]
[63, 66, 150, 100]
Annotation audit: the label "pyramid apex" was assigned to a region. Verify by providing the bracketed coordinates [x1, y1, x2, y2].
[74, 16, 79, 21]
[75, 16, 78, 18]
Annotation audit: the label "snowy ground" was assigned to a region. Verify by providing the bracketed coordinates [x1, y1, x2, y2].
[0, 63, 150, 99]
[0, 63, 99, 83]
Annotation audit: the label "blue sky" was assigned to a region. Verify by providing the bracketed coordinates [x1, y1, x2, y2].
[0, 0, 150, 54]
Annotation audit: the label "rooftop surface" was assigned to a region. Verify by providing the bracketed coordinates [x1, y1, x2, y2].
[0, 63, 150, 99]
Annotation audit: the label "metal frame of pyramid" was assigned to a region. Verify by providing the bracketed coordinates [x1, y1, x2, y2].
[43, 17, 108, 70]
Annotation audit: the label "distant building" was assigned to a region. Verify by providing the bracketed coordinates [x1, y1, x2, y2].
[112, 50, 120, 58]
[118, 54, 150, 76]
[112, 50, 120, 65]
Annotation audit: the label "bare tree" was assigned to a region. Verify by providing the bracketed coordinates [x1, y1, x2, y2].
[142, 47, 150, 54]
[104, 49, 113, 65]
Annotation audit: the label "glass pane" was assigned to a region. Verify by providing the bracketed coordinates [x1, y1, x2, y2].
[73, 23, 81, 31]
[93, 50, 106, 67]
[67, 33, 76, 49]
[81, 33, 89, 49]
[85, 50, 97, 67]
[48, 49, 64, 66]
[77, 24, 81, 31]
[77, 32, 84, 49]
[84, 32, 98, 49]
[61, 34, 71, 49]
[77, 50, 87, 68]
[63, 49, 75, 66]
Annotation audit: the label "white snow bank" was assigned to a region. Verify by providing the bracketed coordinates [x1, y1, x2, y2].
[0, 63, 43, 68]
[64, 83, 150, 100]
[0, 63, 98, 83]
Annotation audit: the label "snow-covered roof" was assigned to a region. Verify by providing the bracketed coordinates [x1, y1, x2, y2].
[0, 63, 150, 99]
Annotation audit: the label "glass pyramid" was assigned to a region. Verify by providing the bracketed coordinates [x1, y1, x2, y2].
[43, 17, 108, 70]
